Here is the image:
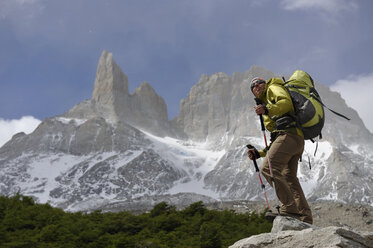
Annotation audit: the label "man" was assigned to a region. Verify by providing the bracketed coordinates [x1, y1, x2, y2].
[247, 77, 313, 224]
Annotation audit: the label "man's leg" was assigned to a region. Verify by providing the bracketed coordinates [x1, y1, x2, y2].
[285, 135, 313, 224]
[261, 134, 299, 215]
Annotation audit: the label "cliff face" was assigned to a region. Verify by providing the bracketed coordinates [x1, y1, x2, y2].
[173, 66, 277, 145]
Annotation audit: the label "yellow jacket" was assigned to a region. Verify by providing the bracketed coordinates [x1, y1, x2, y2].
[257, 78, 304, 157]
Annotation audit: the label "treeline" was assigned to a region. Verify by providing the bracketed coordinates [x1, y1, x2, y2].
[0, 194, 272, 248]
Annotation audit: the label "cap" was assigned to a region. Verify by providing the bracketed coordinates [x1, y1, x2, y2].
[250, 77, 266, 91]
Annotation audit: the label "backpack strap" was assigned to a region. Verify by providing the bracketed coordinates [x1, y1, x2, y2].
[311, 94, 351, 121]
[327, 106, 351, 120]
[314, 139, 319, 156]
[286, 84, 307, 90]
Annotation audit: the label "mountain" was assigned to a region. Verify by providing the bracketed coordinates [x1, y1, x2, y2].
[0, 50, 372, 211]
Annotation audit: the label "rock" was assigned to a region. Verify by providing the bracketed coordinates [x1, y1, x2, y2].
[229, 216, 373, 248]
[174, 67, 276, 145]
[175, 72, 233, 142]
[92, 50, 130, 111]
[65, 50, 172, 136]
[314, 205, 322, 210]
[271, 216, 316, 233]
[129, 81, 170, 135]
[12, 132, 27, 139]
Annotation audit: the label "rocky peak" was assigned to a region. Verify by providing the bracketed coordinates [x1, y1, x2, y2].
[92, 50, 129, 106]
[132, 81, 168, 119]
[64, 50, 172, 136]
[134, 81, 159, 98]
[174, 66, 276, 145]
[128, 81, 169, 135]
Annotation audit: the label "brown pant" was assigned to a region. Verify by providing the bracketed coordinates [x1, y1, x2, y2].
[261, 132, 313, 224]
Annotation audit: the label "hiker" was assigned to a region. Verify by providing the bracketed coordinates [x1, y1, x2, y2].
[247, 77, 313, 224]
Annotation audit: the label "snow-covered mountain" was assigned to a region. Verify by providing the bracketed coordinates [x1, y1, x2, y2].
[0, 50, 372, 211]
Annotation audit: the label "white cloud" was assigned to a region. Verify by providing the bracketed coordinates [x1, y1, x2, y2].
[0, 0, 44, 17]
[280, 0, 358, 15]
[0, 116, 41, 147]
[330, 73, 373, 133]
[0, 0, 45, 34]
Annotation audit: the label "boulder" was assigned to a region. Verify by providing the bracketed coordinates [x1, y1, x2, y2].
[229, 216, 373, 248]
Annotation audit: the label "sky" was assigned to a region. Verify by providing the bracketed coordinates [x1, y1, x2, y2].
[1, 0, 373, 146]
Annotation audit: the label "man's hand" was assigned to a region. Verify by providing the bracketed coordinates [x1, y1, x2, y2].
[247, 145, 260, 160]
[254, 104, 268, 115]
[248, 149, 256, 160]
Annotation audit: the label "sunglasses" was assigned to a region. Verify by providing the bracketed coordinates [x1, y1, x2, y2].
[250, 79, 265, 91]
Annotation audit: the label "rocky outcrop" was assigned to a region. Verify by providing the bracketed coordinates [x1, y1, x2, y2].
[128, 81, 169, 134]
[65, 50, 171, 136]
[0, 116, 148, 159]
[92, 50, 129, 107]
[174, 68, 273, 145]
[307, 147, 373, 204]
[229, 216, 373, 248]
[175, 72, 233, 142]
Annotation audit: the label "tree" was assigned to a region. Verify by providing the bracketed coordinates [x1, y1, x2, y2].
[182, 201, 206, 217]
[150, 202, 175, 217]
[200, 222, 221, 248]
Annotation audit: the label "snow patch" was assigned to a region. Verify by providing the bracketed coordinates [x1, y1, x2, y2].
[142, 131, 226, 199]
[22, 152, 117, 203]
[168, 179, 221, 199]
[304, 140, 333, 160]
[299, 140, 333, 197]
[55, 117, 87, 126]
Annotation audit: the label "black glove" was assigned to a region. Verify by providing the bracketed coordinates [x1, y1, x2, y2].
[246, 144, 260, 160]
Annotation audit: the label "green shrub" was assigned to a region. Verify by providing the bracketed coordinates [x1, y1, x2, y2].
[0, 195, 272, 248]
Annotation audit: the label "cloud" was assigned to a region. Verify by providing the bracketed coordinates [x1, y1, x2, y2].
[0, 116, 41, 147]
[0, 0, 45, 37]
[0, 0, 44, 19]
[280, 0, 358, 15]
[330, 73, 373, 133]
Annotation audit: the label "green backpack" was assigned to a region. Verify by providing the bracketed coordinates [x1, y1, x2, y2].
[282, 70, 350, 140]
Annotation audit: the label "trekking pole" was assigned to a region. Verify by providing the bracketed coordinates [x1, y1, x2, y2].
[246, 144, 271, 211]
[254, 98, 281, 214]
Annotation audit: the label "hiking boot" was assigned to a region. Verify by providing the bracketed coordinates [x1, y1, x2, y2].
[264, 211, 279, 222]
[280, 212, 302, 221]
[281, 212, 314, 225]
[300, 215, 313, 225]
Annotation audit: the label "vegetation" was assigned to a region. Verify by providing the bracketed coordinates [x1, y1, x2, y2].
[0, 194, 272, 248]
